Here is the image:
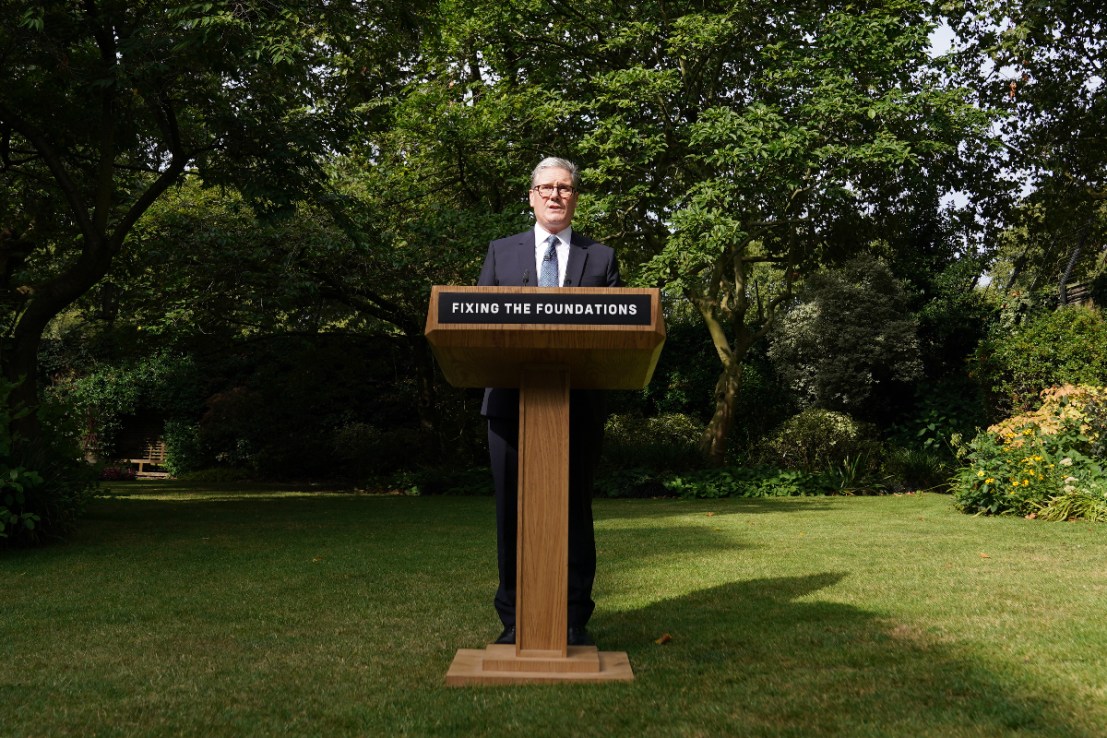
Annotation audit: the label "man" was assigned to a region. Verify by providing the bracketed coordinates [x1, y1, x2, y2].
[477, 157, 621, 647]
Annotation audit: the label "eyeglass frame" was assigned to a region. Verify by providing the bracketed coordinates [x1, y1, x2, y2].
[530, 184, 578, 198]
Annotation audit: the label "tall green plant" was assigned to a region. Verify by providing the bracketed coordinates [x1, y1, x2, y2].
[50, 352, 199, 460]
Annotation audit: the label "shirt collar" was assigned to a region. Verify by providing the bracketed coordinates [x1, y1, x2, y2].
[535, 224, 572, 247]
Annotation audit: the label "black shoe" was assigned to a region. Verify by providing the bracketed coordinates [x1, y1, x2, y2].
[495, 626, 515, 645]
[568, 627, 594, 647]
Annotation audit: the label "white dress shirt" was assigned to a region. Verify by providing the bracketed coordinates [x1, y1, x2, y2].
[534, 225, 571, 287]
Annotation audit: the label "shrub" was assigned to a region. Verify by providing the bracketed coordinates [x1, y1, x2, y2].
[952, 385, 1107, 520]
[756, 408, 879, 473]
[602, 412, 703, 471]
[890, 378, 988, 461]
[881, 446, 953, 492]
[768, 255, 922, 419]
[912, 254, 995, 379]
[176, 335, 435, 481]
[662, 466, 834, 498]
[332, 422, 431, 479]
[882, 378, 987, 492]
[1, 465, 43, 542]
[973, 306, 1107, 414]
[389, 466, 490, 496]
[49, 351, 200, 460]
[162, 420, 208, 476]
[637, 316, 719, 419]
[2, 383, 99, 547]
[728, 355, 797, 457]
[99, 465, 136, 482]
[594, 468, 673, 499]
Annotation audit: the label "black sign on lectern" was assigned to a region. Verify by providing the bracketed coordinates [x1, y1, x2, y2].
[436, 291, 652, 326]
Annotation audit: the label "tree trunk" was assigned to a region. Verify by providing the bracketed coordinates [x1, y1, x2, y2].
[699, 356, 743, 466]
[3, 232, 119, 441]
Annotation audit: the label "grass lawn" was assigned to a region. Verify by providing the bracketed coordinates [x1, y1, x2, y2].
[2, 484, 1105, 737]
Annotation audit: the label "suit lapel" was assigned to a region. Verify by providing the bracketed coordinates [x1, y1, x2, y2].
[514, 230, 534, 285]
[564, 232, 591, 287]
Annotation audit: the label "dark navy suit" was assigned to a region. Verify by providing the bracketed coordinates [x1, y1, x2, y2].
[478, 228, 621, 630]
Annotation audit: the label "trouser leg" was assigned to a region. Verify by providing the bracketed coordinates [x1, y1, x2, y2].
[488, 417, 518, 627]
[567, 402, 602, 629]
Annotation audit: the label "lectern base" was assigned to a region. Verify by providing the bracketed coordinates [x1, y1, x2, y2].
[445, 644, 634, 685]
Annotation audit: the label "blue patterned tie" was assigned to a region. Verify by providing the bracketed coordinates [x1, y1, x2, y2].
[539, 234, 559, 287]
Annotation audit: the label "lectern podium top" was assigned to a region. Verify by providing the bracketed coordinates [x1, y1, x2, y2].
[425, 286, 666, 390]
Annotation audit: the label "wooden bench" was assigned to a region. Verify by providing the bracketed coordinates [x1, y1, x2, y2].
[127, 440, 170, 479]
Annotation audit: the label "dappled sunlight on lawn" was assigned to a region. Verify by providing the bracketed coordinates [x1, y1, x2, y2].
[100, 480, 402, 503]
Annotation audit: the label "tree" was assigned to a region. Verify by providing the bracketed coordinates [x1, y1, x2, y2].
[951, 1, 1107, 302]
[571, 1, 998, 463]
[0, 0, 416, 432]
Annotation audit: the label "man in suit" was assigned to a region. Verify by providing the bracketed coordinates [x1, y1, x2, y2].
[478, 157, 621, 647]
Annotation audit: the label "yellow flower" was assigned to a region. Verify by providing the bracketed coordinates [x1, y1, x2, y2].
[1022, 479, 1030, 486]
[977, 470, 985, 477]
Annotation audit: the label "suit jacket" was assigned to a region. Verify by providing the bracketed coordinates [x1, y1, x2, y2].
[478, 228, 622, 419]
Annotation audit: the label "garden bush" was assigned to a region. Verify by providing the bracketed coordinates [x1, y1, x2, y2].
[890, 378, 988, 461]
[881, 378, 989, 492]
[602, 412, 703, 472]
[332, 421, 431, 479]
[636, 317, 718, 419]
[973, 306, 1107, 415]
[162, 419, 209, 476]
[768, 254, 922, 421]
[188, 335, 431, 480]
[756, 408, 879, 473]
[952, 384, 1107, 521]
[2, 382, 99, 547]
[661, 465, 836, 498]
[98, 465, 137, 482]
[49, 351, 200, 460]
[880, 446, 952, 492]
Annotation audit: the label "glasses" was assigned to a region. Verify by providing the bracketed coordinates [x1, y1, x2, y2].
[531, 184, 577, 198]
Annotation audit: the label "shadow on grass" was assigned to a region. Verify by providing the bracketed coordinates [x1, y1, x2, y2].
[598, 495, 840, 521]
[584, 573, 1092, 737]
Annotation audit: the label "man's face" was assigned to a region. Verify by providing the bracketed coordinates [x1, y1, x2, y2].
[529, 167, 578, 233]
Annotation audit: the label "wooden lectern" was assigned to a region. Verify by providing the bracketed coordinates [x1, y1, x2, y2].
[425, 286, 665, 685]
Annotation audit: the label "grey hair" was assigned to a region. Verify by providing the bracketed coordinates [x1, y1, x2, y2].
[531, 157, 581, 189]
